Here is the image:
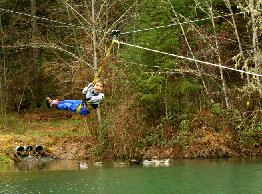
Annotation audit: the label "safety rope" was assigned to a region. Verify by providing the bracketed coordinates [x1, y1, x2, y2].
[92, 30, 120, 84]
[115, 40, 262, 77]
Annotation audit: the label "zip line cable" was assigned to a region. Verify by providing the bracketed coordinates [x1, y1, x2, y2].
[0, 7, 247, 37]
[1, 7, 259, 77]
[122, 61, 220, 79]
[116, 40, 262, 77]
[120, 11, 245, 35]
[1, 43, 92, 68]
[0, 7, 104, 32]
[0, 7, 74, 27]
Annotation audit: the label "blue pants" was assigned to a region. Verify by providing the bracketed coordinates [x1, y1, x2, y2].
[56, 100, 89, 116]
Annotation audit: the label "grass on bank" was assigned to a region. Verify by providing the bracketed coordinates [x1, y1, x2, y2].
[0, 154, 12, 162]
[0, 112, 95, 137]
[0, 111, 99, 161]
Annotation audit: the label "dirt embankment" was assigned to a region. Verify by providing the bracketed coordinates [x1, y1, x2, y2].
[0, 112, 99, 161]
[0, 135, 97, 161]
[3, 127, 262, 162]
[1, 111, 262, 162]
[2, 131, 262, 162]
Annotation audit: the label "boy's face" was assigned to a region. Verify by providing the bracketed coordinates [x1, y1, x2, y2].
[94, 82, 103, 93]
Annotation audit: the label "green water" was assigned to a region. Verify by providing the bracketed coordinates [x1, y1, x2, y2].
[1, 158, 262, 194]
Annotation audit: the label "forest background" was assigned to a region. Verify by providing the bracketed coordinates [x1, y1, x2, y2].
[0, 0, 261, 161]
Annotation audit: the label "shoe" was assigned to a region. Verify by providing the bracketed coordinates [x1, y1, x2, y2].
[45, 97, 52, 109]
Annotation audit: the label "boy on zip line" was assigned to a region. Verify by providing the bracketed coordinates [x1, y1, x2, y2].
[45, 30, 120, 116]
[45, 80, 104, 116]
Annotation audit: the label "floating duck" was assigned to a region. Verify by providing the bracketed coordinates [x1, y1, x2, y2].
[114, 161, 125, 167]
[143, 159, 170, 167]
[94, 161, 103, 167]
[78, 162, 88, 169]
[156, 159, 170, 167]
[142, 159, 157, 166]
[129, 159, 142, 165]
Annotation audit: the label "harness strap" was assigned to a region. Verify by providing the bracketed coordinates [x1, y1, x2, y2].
[76, 101, 98, 114]
[76, 103, 83, 113]
[76, 101, 90, 114]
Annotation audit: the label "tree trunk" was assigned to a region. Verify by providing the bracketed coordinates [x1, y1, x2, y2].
[0, 15, 6, 115]
[91, 0, 102, 123]
[31, 0, 38, 60]
[31, 0, 42, 107]
[210, 3, 230, 108]
[250, 0, 261, 87]
[224, 0, 250, 85]
[168, 0, 214, 104]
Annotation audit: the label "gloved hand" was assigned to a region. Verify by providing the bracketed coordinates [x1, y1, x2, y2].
[82, 87, 89, 94]
[85, 90, 93, 99]
[82, 83, 94, 94]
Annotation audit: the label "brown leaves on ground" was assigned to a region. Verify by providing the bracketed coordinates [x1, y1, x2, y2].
[0, 134, 97, 160]
[142, 110, 240, 159]
[142, 126, 238, 159]
[0, 134, 53, 159]
[183, 111, 239, 158]
[105, 94, 149, 158]
[48, 137, 96, 160]
[144, 146, 184, 159]
[19, 110, 72, 121]
[185, 126, 239, 158]
[1, 110, 99, 161]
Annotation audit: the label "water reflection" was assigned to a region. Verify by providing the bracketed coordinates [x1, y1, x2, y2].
[0, 157, 261, 172]
[1, 157, 262, 194]
[14, 159, 80, 171]
[15, 159, 49, 171]
[4, 158, 174, 172]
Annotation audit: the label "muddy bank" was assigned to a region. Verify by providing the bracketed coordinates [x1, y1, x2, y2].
[1, 111, 262, 162]
[0, 135, 97, 161]
[2, 131, 262, 162]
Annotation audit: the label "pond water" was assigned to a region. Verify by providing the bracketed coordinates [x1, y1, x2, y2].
[1, 157, 262, 194]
